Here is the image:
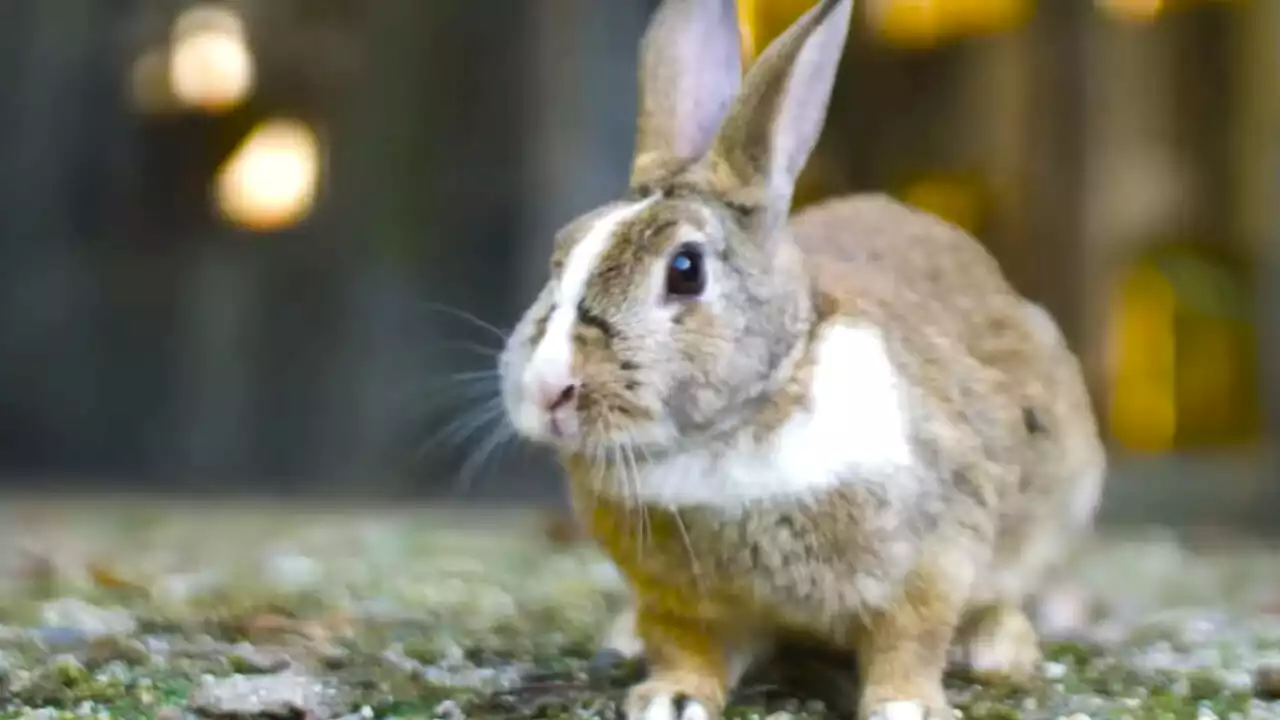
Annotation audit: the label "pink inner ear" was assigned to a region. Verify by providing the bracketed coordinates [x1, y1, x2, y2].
[634, 0, 744, 169]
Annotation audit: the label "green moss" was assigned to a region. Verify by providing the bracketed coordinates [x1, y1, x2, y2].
[0, 506, 1277, 719]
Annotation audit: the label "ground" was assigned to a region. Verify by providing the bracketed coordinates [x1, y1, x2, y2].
[0, 500, 1277, 720]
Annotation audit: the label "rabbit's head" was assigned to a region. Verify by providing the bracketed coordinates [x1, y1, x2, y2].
[500, 0, 854, 456]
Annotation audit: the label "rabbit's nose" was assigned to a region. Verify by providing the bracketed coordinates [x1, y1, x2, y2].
[538, 381, 579, 413]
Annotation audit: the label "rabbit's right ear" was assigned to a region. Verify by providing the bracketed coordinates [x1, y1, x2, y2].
[630, 0, 743, 188]
[704, 0, 852, 226]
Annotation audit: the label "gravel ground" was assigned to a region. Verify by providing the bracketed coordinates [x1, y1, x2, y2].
[0, 500, 1277, 720]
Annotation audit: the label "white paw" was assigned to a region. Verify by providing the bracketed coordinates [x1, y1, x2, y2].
[960, 611, 1040, 682]
[967, 633, 1018, 674]
[603, 606, 645, 659]
[638, 695, 711, 720]
[867, 700, 955, 720]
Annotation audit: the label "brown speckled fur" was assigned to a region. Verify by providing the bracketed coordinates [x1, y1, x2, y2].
[498, 1, 1105, 718]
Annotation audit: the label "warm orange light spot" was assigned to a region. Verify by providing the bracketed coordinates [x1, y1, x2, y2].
[168, 4, 255, 113]
[215, 119, 322, 232]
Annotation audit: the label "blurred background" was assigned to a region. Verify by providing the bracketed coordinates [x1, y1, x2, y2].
[0, 0, 1275, 533]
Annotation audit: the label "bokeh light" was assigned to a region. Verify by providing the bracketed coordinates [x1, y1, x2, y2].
[214, 119, 322, 231]
[168, 4, 255, 113]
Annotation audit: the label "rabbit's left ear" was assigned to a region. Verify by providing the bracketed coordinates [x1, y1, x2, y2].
[705, 0, 853, 222]
[630, 0, 744, 188]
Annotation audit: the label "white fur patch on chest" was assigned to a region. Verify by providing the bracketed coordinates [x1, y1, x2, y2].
[631, 321, 915, 508]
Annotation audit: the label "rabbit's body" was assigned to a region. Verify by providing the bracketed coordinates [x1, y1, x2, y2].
[790, 193, 1105, 607]
[567, 193, 1104, 717]
[498, 1, 1105, 718]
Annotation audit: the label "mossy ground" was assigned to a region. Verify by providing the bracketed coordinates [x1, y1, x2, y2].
[0, 501, 1276, 719]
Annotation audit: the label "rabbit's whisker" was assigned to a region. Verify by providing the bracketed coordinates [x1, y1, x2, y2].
[439, 339, 503, 358]
[453, 416, 516, 495]
[619, 432, 650, 562]
[416, 300, 511, 342]
[634, 439, 704, 600]
[415, 396, 505, 462]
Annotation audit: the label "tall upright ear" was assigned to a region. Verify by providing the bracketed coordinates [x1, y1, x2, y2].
[629, 0, 743, 188]
[707, 0, 852, 216]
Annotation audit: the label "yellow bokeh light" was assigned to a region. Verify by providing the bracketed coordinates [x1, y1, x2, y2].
[901, 176, 984, 234]
[740, 0, 822, 64]
[869, 0, 948, 48]
[950, 0, 1031, 35]
[1107, 263, 1177, 452]
[168, 4, 254, 113]
[865, 0, 1031, 47]
[215, 119, 322, 232]
[738, 0, 760, 65]
[1096, 0, 1165, 24]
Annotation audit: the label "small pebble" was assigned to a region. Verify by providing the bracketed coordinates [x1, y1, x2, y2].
[228, 642, 293, 673]
[0, 649, 18, 676]
[434, 698, 464, 720]
[1043, 660, 1068, 680]
[86, 636, 154, 666]
[32, 626, 89, 649]
[263, 551, 323, 590]
[155, 707, 186, 720]
[1259, 663, 1280, 699]
[187, 672, 347, 719]
[38, 598, 137, 639]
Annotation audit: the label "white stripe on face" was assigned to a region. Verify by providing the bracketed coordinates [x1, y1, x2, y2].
[517, 198, 657, 435]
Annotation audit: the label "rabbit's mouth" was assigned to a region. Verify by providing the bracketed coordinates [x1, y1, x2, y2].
[505, 381, 678, 458]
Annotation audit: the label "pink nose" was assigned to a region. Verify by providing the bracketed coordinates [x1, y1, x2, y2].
[538, 381, 578, 412]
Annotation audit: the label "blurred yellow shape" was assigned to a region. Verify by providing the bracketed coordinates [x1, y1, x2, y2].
[1107, 263, 1177, 452]
[738, 0, 759, 65]
[1096, 0, 1165, 24]
[739, 0, 820, 64]
[901, 175, 984, 234]
[867, 0, 1030, 48]
[870, 0, 947, 48]
[169, 3, 254, 113]
[215, 119, 322, 232]
[950, 0, 1031, 35]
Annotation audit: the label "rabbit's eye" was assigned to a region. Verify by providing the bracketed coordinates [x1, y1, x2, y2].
[666, 244, 706, 298]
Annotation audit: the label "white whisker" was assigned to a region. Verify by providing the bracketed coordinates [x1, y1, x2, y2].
[453, 420, 516, 495]
[438, 339, 503, 358]
[414, 398, 505, 461]
[417, 300, 510, 342]
[620, 435, 650, 562]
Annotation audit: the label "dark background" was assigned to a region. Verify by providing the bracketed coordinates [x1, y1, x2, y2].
[0, 0, 1276, 533]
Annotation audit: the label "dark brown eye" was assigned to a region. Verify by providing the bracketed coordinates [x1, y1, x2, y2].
[666, 243, 705, 297]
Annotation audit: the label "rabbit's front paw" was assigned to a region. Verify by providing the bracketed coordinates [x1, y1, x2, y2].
[955, 604, 1042, 686]
[625, 677, 723, 720]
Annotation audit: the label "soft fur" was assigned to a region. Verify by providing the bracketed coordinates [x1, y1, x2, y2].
[497, 0, 1106, 719]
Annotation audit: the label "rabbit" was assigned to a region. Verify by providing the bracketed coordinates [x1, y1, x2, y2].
[496, 0, 1107, 718]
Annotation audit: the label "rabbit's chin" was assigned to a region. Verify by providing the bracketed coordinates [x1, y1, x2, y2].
[538, 420, 681, 461]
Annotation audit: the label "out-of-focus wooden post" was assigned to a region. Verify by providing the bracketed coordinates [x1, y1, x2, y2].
[1023, 0, 1097, 424]
[1235, 0, 1280, 504]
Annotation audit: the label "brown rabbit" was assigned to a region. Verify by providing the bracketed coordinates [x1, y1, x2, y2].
[497, 0, 1106, 718]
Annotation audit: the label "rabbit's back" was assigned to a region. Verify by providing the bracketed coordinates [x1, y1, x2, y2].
[789, 193, 1050, 445]
[790, 193, 1105, 601]
[789, 193, 1019, 334]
